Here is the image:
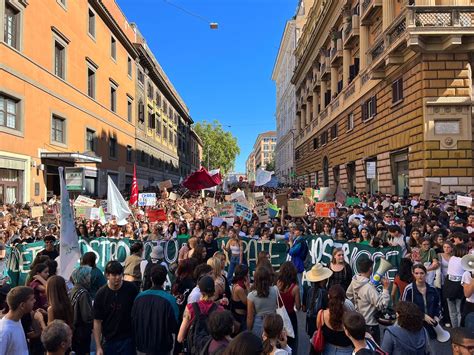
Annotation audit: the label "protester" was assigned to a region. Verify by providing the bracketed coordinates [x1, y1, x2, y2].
[0, 286, 35, 355]
[132, 264, 178, 354]
[391, 258, 413, 304]
[93, 260, 139, 355]
[223, 331, 264, 355]
[230, 263, 249, 331]
[27, 262, 49, 310]
[445, 244, 469, 328]
[40, 320, 72, 355]
[37, 235, 59, 260]
[124, 241, 144, 289]
[141, 245, 168, 291]
[204, 310, 234, 354]
[381, 301, 431, 355]
[224, 229, 244, 284]
[80, 252, 106, 299]
[450, 327, 474, 355]
[288, 225, 308, 300]
[305, 264, 332, 337]
[346, 258, 390, 344]
[343, 311, 385, 355]
[327, 247, 352, 291]
[262, 313, 292, 355]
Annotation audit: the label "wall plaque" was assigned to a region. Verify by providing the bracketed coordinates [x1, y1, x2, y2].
[434, 120, 460, 135]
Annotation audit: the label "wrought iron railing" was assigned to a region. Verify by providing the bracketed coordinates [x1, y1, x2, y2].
[387, 18, 407, 45]
[408, 6, 474, 28]
[371, 40, 385, 61]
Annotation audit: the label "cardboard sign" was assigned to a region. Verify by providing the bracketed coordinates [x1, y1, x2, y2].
[138, 193, 157, 207]
[148, 209, 167, 222]
[319, 187, 335, 202]
[74, 195, 96, 207]
[230, 190, 247, 204]
[254, 196, 269, 222]
[234, 203, 253, 221]
[168, 192, 178, 201]
[314, 202, 336, 217]
[31, 206, 43, 218]
[218, 202, 235, 217]
[158, 180, 173, 190]
[457, 195, 473, 208]
[276, 193, 288, 208]
[346, 197, 361, 206]
[287, 199, 306, 217]
[313, 189, 320, 202]
[42, 213, 57, 225]
[421, 180, 441, 200]
[90, 207, 100, 220]
[75, 206, 91, 218]
[99, 200, 108, 213]
[211, 217, 224, 227]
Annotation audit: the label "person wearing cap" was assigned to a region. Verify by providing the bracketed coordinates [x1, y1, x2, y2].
[177, 276, 223, 344]
[305, 264, 333, 337]
[37, 235, 59, 261]
[140, 245, 168, 291]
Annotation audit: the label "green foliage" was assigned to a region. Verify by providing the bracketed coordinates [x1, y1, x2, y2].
[194, 120, 240, 174]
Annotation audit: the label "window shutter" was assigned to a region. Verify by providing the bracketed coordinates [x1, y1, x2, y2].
[361, 102, 367, 121]
[372, 96, 377, 116]
[398, 79, 403, 101]
[392, 82, 397, 103]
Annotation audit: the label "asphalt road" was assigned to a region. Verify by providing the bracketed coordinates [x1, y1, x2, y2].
[295, 311, 454, 354]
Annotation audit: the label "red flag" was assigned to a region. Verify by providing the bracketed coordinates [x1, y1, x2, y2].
[130, 164, 138, 206]
[182, 167, 222, 190]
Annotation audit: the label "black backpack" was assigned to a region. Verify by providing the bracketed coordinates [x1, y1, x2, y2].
[305, 286, 327, 336]
[187, 302, 217, 354]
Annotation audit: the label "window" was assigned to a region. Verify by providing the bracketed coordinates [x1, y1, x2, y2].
[127, 98, 133, 122]
[137, 69, 144, 84]
[126, 145, 132, 162]
[361, 96, 377, 122]
[0, 94, 19, 130]
[110, 82, 117, 112]
[87, 67, 95, 98]
[138, 100, 144, 122]
[156, 116, 161, 135]
[147, 83, 153, 100]
[156, 93, 161, 107]
[163, 126, 168, 141]
[148, 109, 155, 129]
[263, 144, 269, 151]
[86, 128, 95, 152]
[313, 137, 319, 149]
[392, 78, 403, 104]
[109, 137, 117, 158]
[321, 131, 328, 145]
[163, 100, 168, 114]
[88, 9, 95, 37]
[51, 115, 65, 144]
[330, 124, 338, 140]
[54, 41, 66, 79]
[4, 4, 19, 49]
[127, 57, 132, 77]
[110, 36, 116, 60]
[347, 113, 354, 131]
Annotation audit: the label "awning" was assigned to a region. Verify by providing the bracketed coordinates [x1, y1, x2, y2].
[40, 151, 102, 163]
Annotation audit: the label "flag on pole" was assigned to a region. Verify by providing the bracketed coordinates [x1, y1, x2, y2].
[58, 167, 80, 281]
[129, 164, 138, 206]
[107, 176, 132, 225]
[255, 168, 273, 187]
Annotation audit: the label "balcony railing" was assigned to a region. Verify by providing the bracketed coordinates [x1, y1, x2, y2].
[387, 17, 407, 46]
[408, 6, 474, 28]
[361, 0, 382, 25]
[343, 15, 360, 49]
[370, 39, 385, 62]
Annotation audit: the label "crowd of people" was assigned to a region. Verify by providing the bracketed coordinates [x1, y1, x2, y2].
[0, 186, 473, 355]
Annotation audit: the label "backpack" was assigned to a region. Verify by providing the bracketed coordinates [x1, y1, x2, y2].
[366, 338, 389, 355]
[199, 338, 227, 355]
[187, 302, 218, 354]
[305, 286, 326, 336]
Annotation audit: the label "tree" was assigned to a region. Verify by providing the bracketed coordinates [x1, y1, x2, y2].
[194, 120, 240, 174]
[265, 159, 275, 171]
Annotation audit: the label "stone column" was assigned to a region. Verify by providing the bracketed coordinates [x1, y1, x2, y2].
[359, 25, 369, 70]
[296, 112, 302, 134]
[306, 97, 312, 125]
[331, 67, 338, 96]
[343, 49, 351, 86]
[300, 105, 306, 130]
[320, 80, 327, 109]
[383, 0, 395, 31]
[312, 90, 319, 117]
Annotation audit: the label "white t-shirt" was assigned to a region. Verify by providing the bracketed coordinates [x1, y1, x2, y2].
[461, 271, 474, 303]
[447, 256, 465, 277]
[0, 318, 29, 355]
[187, 286, 201, 304]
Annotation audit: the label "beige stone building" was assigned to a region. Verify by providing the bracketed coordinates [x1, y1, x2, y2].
[246, 131, 276, 181]
[292, 0, 474, 194]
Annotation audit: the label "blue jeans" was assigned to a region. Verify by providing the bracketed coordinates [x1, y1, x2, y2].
[103, 337, 135, 355]
[251, 315, 264, 338]
[227, 254, 240, 284]
[323, 343, 353, 355]
[297, 272, 303, 302]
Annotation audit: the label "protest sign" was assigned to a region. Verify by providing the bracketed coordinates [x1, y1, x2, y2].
[223, 217, 235, 226]
[168, 192, 178, 201]
[5, 235, 402, 288]
[287, 199, 306, 217]
[218, 202, 235, 217]
[304, 188, 314, 199]
[314, 202, 336, 217]
[319, 187, 335, 202]
[230, 190, 247, 204]
[89, 208, 100, 220]
[268, 203, 280, 218]
[99, 200, 108, 212]
[254, 196, 269, 222]
[138, 193, 157, 207]
[148, 209, 167, 222]
[421, 180, 441, 200]
[73, 195, 96, 207]
[212, 217, 224, 227]
[205, 198, 216, 208]
[313, 189, 320, 202]
[234, 203, 253, 221]
[31, 206, 43, 218]
[158, 180, 173, 190]
[457, 195, 473, 207]
[42, 213, 57, 225]
[75, 206, 91, 219]
[276, 193, 288, 208]
[345, 197, 361, 206]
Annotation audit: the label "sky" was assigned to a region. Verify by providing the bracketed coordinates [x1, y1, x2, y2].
[116, 0, 298, 172]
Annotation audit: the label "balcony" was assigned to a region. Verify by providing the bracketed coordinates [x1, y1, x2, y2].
[369, 37, 385, 78]
[330, 39, 343, 67]
[343, 15, 360, 49]
[385, 16, 407, 67]
[407, 6, 474, 51]
[361, 0, 382, 25]
[320, 56, 331, 80]
[312, 71, 321, 89]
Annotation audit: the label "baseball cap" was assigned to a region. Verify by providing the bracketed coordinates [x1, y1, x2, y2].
[150, 245, 164, 260]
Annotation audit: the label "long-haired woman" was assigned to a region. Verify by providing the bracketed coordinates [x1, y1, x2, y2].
[327, 248, 352, 291]
[276, 262, 300, 353]
[230, 264, 250, 332]
[444, 243, 468, 328]
[391, 258, 413, 304]
[262, 314, 292, 355]
[46, 275, 74, 327]
[27, 262, 49, 310]
[207, 256, 226, 300]
[247, 266, 278, 337]
[316, 285, 353, 354]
